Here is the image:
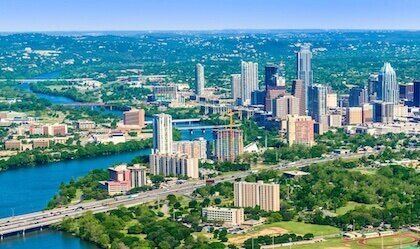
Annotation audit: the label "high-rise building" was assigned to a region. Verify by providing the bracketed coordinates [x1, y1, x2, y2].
[195, 63, 205, 95]
[291, 79, 306, 115]
[265, 63, 285, 90]
[362, 104, 373, 123]
[414, 80, 420, 107]
[214, 129, 244, 162]
[251, 90, 266, 106]
[272, 95, 300, 120]
[152, 114, 173, 154]
[123, 109, 145, 128]
[241, 61, 259, 105]
[264, 88, 286, 112]
[378, 62, 399, 104]
[346, 107, 363, 125]
[372, 101, 395, 123]
[326, 93, 338, 108]
[368, 74, 379, 101]
[349, 87, 368, 107]
[296, 44, 313, 110]
[234, 181, 280, 211]
[308, 84, 328, 122]
[149, 153, 199, 179]
[173, 138, 207, 159]
[231, 74, 241, 102]
[286, 115, 315, 147]
[127, 165, 148, 189]
[399, 83, 414, 102]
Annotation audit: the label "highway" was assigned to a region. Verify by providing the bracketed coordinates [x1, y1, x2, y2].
[0, 151, 381, 238]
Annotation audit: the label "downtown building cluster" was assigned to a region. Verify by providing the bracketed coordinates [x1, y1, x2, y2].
[196, 44, 420, 146]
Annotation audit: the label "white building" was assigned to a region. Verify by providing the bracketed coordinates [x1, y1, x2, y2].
[296, 44, 313, 110]
[149, 153, 199, 178]
[195, 63, 205, 95]
[241, 61, 258, 105]
[202, 207, 245, 226]
[378, 62, 399, 104]
[231, 74, 241, 101]
[152, 114, 173, 154]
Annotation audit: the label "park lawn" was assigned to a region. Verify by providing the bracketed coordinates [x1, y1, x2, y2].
[258, 221, 340, 236]
[350, 168, 377, 175]
[335, 201, 381, 216]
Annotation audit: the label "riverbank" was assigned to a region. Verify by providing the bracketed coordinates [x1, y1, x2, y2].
[0, 139, 152, 172]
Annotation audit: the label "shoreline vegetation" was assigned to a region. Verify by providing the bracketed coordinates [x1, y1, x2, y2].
[0, 139, 152, 172]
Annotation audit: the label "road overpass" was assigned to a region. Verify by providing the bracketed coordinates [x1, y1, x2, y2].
[0, 151, 380, 239]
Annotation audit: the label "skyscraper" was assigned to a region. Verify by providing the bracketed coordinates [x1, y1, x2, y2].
[378, 62, 399, 104]
[195, 63, 205, 95]
[296, 44, 313, 110]
[291, 79, 306, 115]
[349, 87, 368, 107]
[399, 83, 414, 102]
[231, 74, 241, 101]
[308, 84, 328, 122]
[152, 114, 173, 154]
[264, 62, 285, 89]
[272, 95, 300, 120]
[367, 74, 379, 101]
[241, 61, 259, 105]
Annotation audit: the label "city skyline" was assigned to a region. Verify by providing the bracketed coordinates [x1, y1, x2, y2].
[0, 0, 419, 32]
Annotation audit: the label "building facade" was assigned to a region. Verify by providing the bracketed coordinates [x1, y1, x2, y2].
[202, 207, 245, 226]
[241, 61, 259, 106]
[286, 115, 315, 146]
[234, 181, 280, 211]
[213, 129, 244, 162]
[272, 95, 300, 120]
[296, 44, 313, 110]
[149, 153, 199, 178]
[173, 138, 207, 159]
[291, 79, 306, 115]
[123, 109, 145, 128]
[231, 74, 241, 102]
[152, 114, 173, 154]
[308, 84, 328, 122]
[378, 62, 399, 104]
[195, 63, 205, 95]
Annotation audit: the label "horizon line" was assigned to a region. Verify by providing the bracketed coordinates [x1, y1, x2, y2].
[1, 28, 420, 34]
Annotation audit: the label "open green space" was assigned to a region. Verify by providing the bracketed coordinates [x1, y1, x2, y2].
[335, 202, 382, 216]
[258, 221, 340, 236]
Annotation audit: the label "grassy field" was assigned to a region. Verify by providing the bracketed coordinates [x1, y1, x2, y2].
[262, 221, 340, 236]
[272, 232, 419, 249]
[335, 202, 382, 216]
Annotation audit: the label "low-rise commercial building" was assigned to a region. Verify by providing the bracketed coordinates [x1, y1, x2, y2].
[202, 207, 245, 226]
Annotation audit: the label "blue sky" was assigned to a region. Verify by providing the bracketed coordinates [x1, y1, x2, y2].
[0, 0, 419, 32]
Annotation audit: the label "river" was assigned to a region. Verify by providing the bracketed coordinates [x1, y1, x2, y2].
[1, 76, 215, 248]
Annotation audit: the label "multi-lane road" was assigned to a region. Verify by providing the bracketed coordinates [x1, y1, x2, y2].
[0, 151, 381, 239]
